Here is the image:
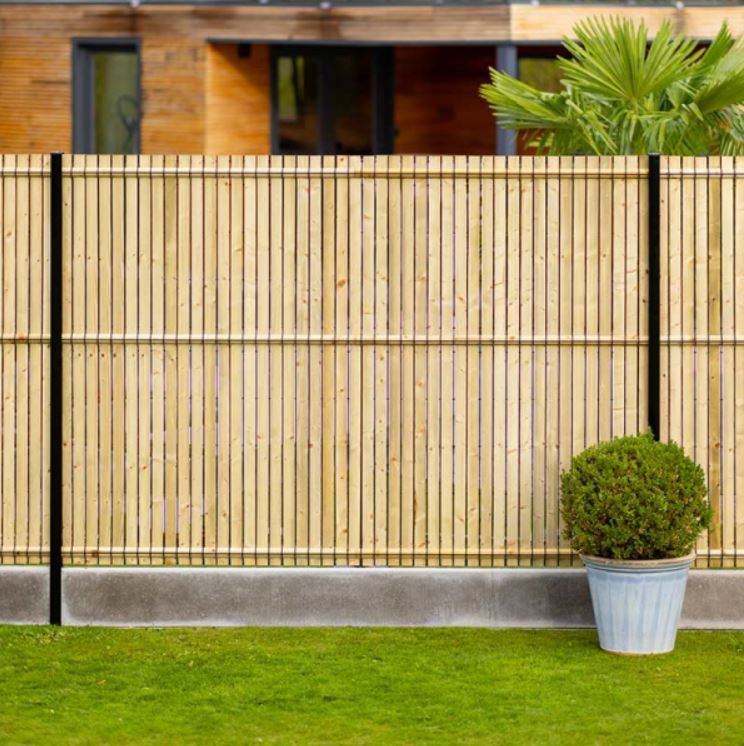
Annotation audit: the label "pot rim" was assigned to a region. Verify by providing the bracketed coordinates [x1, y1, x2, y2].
[580, 551, 695, 570]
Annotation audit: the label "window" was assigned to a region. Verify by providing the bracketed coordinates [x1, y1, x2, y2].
[518, 47, 565, 93]
[272, 46, 393, 155]
[515, 47, 565, 154]
[73, 40, 141, 154]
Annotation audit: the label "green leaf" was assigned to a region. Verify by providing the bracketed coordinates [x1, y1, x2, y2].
[480, 16, 744, 155]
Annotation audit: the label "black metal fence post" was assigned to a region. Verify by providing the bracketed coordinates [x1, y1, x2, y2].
[49, 152, 63, 625]
[648, 153, 661, 440]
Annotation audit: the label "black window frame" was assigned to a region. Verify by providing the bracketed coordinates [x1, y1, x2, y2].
[270, 44, 394, 156]
[72, 38, 142, 155]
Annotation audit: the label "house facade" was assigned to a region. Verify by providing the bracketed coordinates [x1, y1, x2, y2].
[0, 1, 740, 156]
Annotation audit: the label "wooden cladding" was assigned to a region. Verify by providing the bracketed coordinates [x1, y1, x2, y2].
[0, 155, 743, 567]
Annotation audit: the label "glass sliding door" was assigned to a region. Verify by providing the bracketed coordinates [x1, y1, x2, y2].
[273, 46, 393, 155]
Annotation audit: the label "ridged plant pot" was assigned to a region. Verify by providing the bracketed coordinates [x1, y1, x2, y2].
[581, 553, 695, 655]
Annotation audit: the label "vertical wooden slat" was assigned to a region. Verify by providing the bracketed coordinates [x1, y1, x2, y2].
[466, 156, 481, 565]
[216, 155, 231, 563]
[282, 156, 297, 564]
[228, 156, 245, 564]
[321, 155, 336, 565]
[254, 154, 270, 561]
[96, 156, 112, 563]
[334, 156, 349, 564]
[15, 155, 30, 562]
[439, 156, 454, 566]
[734, 157, 744, 564]
[681, 157, 696, 475]
[693, 157, 710, 559]
[374, 157, 389, 564]
[625, 157, 640, 438]
[386, 156, 402, 565]
[598, 156, 613, 445]
[117, 157, 135, 564]
[505, 155, 520, 566]
[190, 155, 205, 563]
[478, 156, 494, 564]
[150, 154, 166, 563]
[414, 155, 429, 565]
[571, 157, 587, 469]
[72, 156, 89, 562]
[662, 157, 674, 446]
[242, 156, 257, 564]
[453, 155, 468, 563]
[163, 154, 179, 563]
[268, 154, 284, 565]
[400, 155, 415, 564]
[612, 157, 628, 439]
[426, 156, 442, 564]
[707, 156, 722, 561]
[637, 157, 649, 453]
[720, 156, 735, 563]
[176, 157, 192, 561]
[138, 156, 152, 561]
[554, 156, 572, 564]
[359, 157, 375, 564]
[548, 156, 564, 565]
[518, 157, 533, 563]
[41, 155, 51, 561]
[27, 155, 43, 560]
[532, 156, 547, 564]
[202, 155, 218, 563]
[294, 155, 310, 563]
[0, 156, 7, 558]
[308, 156, 323, 564]
[492, 157, 507, 563]
[82, 156, 98, 563]
[585, 156, 600, 456]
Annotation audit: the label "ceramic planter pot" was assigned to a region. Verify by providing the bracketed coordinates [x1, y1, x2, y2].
[581, 552, 695, 655]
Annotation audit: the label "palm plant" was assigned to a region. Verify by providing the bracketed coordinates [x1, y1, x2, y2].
[480, 17, 744, 155]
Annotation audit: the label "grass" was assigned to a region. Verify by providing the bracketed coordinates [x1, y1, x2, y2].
[0, 628, 743, 745]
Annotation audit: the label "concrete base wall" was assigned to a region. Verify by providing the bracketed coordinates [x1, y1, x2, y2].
[59, 567, 744, 629]
[0, 566, 49, 624]
[3, 566, 742, 627]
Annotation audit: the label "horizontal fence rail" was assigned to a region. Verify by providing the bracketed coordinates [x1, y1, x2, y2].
[0, 154, 741, 569]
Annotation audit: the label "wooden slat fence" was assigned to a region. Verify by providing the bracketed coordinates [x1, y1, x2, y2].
[660, 156, 744, 567]
[0, 154, 741, 567]
[0, 155, 49, 564]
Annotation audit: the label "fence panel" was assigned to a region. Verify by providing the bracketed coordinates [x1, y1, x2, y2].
[0, 154, 49, 564]
[2, 154, 739, 568]
[660, 156, 744, 567]
[57, 154, 647, 566]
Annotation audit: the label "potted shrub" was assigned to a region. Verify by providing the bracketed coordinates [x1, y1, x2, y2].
[560, 432, 711, 655]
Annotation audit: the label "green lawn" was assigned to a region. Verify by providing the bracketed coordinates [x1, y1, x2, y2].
[0, 627, 742, 745]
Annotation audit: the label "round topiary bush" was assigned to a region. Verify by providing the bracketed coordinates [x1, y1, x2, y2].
[560, 432, 711, 560]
